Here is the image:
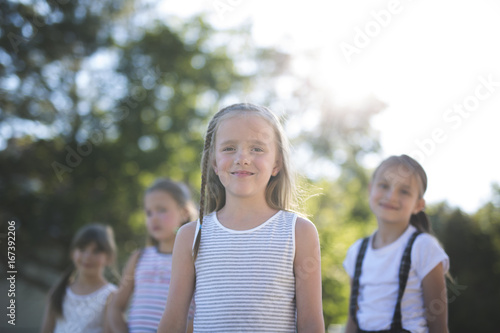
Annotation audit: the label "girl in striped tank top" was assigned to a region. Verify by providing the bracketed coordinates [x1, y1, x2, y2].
[159, 103, 325, 332]
[108, 179, 197, 333]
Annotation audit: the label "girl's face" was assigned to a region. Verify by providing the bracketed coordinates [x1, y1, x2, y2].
[369, 164, 425, 226]
[144, 190, 187, 243]
[213, 113, 281, 203]
[71, 242, 109, 277]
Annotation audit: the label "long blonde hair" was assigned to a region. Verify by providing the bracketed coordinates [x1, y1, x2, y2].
[193, 103, 297, 259]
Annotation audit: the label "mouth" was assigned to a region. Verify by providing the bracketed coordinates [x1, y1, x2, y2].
[380, 203, 398, 210]
[231, 171, 254, 176]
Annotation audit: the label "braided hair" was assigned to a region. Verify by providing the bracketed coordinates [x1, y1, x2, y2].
[193, 103, 297, 259]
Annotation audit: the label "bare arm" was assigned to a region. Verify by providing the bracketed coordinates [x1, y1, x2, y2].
[158, 222, 197, 333]
[40, 300, 56, 333]
[294, 217, 325, 333]
[344, 279, 357, 333]
[423, 262, 449, 333]
[345, 315, 357, 333]
[186, 319, 194, 333]
[103, 291, 116, 333]
[107, 250, 141, 333]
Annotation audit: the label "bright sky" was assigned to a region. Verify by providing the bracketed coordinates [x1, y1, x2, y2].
[167, 0, 500, 212]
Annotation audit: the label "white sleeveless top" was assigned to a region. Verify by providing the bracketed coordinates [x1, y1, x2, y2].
[193, 210, 297, 332]
[54, 283, 117, 333]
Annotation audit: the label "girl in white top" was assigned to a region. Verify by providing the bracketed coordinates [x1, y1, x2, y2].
[343, 155, 450, 333]
[158, 103, 324, 332]
[41, 224, 118, 333]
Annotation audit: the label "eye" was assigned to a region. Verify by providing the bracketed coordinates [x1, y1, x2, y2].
[222, 146, 235, 152]
[252, 147, 264, 152]
[378, 183, 389, 189]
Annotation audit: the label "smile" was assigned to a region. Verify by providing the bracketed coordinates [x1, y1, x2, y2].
[231, 171, 254, 176]
[380, 203, 398, 210]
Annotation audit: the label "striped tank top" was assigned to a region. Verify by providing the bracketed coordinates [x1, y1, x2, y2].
[193, 210, 297, 332]
[128, 246, 195, 332]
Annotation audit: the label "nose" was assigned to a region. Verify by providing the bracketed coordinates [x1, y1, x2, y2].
[82, 250, 92, 261]
[385, 188, 397, 200]
[235, 149, 250, 165]
[148, 212, 159, 222]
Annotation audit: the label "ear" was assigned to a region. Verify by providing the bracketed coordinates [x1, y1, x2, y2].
[212, 160, 218, 175]
[413, 198, 426, 214]
[181, 206, 190, 222]
[105, 254, 113, 266]
[272, 157, 282, 177]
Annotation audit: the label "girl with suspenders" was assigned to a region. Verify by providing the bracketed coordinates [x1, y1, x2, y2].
[344, 155, 449, 333]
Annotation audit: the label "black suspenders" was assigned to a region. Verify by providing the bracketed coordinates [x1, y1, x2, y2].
[350, 230, 422, 333]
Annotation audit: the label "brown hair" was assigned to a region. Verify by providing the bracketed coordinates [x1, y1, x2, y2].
[144, 178, 198, 247]
[48, 224, 117, 318]
[193, 103, 298, 259]
[372, 154, 430, 233]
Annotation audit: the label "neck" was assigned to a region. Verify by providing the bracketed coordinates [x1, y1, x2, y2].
[373, 222, 410, 249]
[158, 239, 175, 253]
[217, 196, 278, 230]
[73, 272, 106, 288]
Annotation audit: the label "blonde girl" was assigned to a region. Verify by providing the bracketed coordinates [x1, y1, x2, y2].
[108, 179, 197, 333]
[344, 155, 449, 333]
[159, 103, 324, 332]
[41, 224, 118, 333]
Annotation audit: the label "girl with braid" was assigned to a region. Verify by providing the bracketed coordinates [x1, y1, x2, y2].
[159, 103, 324, 332]
[344, 155, 450, 333]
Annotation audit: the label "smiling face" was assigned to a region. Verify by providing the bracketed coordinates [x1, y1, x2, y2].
[212, 113, 281, 204]
[71, 242, 110, 278]
[369, 163, 425, 226]
[144, 190, 187, 243]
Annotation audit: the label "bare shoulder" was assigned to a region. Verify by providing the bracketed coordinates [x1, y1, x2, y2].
[174, 221, 198, 251]
[122, 249, 142, 273]
[177, 221, 197, 239]
[295, 216, 319, 238]
[129, 249, 142, 263]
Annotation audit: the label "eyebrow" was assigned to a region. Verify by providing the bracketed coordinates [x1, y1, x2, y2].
[378, 178, 412, 189]
[217, 139, 269, 146]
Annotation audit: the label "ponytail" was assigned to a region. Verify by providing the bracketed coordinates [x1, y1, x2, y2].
[49, 264, 75, 318]
[410, 211, 432, 234]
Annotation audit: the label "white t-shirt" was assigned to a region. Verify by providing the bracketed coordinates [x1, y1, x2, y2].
[343, 225, 449, 333]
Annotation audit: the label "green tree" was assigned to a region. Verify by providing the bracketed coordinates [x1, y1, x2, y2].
[428, 190, 500, 332]
[0, 0, 281, 294]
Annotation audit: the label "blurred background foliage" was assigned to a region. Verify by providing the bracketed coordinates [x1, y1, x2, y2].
[1, 0, 499, 331]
